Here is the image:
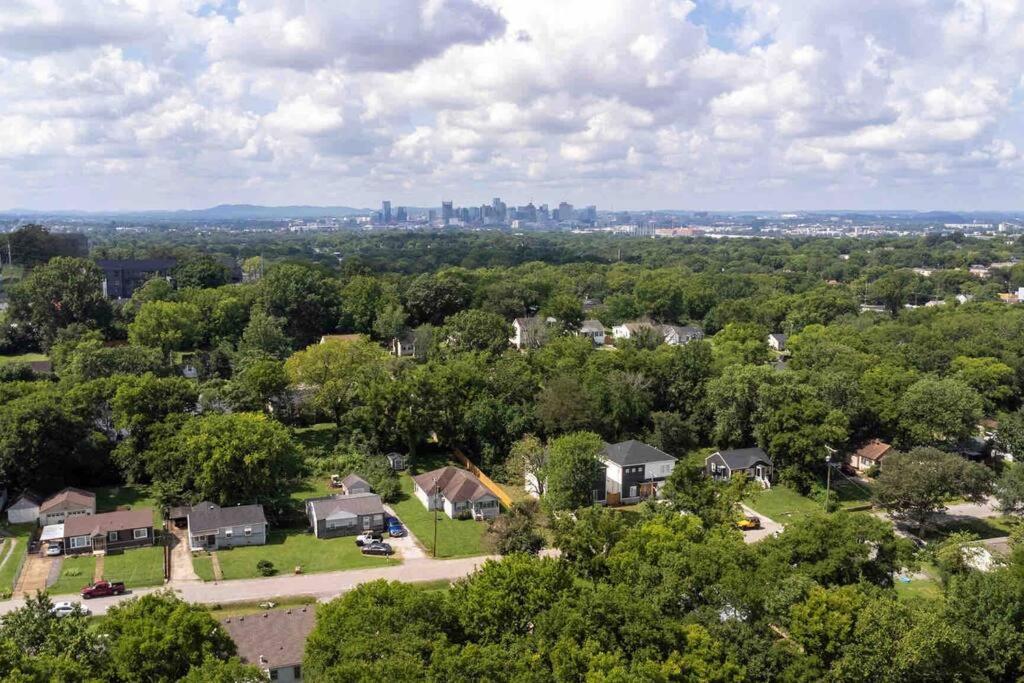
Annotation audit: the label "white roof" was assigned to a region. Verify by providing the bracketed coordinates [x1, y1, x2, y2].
[40, 524, 64, 542]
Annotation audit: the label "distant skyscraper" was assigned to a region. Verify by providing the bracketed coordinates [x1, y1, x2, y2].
[396, 206, 407, 222]
[558, 202, 574, 221]
[382, 200, 392, 223]
[442, 200, 454, 224]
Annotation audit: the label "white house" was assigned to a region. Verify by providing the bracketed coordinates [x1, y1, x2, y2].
[599, 440, 677, 503]
[612, 321, 654, 341]
[412, 466, 500, 520]
[510, 317, 553, 349]
[767, 333, 787, 352]
[579, 319, 606, 346]
[391, 333, 416, 357]
[6, 491, 41, 525]
[612, 321, 703, 346]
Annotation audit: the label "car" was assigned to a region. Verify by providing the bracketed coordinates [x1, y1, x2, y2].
[354, 531, 383, 547]
[45, 542, 63, 557]
[361, 541, 393, 556]
[81, 580, 126, 599]
[386, 517, 406, 537]
[736, 516, 761, 531]
[51, 601, 90, 618]
[28, 540, 40, 554]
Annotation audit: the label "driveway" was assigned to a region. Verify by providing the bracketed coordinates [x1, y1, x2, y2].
[15, 552, 55, 596]
[740, 505, 783, 544]
[0, 554, 495, 616]
[383, 504, 426, 560]
[167, 525, 199, 581]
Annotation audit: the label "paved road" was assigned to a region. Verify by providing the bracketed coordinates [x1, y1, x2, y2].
[941, 496, 999, 520]
[0, 554, 496, 617]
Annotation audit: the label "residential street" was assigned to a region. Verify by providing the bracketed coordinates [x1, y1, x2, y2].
[0, 554, 496, 617]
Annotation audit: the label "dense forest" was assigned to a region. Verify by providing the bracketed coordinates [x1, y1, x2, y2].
[4, 227, 1024, 680]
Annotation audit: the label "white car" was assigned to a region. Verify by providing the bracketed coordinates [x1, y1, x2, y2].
[45, 543, 63, 557]
[50, 601, 89, 618]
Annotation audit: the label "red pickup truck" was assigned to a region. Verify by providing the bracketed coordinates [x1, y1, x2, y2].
[80, 580, 126, 599]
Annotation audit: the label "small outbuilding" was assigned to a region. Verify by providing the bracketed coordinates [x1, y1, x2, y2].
[6, 491, 41, 525]
[339, 474, 372, 496]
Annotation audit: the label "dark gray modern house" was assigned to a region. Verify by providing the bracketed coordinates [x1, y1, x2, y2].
[705, 447, 774, 486]
[96, 258, 177, 299]
[599, 440, 678, 504]
[306, 493, 386, 538]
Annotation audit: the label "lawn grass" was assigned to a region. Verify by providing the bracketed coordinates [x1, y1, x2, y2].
[895, 575, 944, 604]
[922, 515, 1020, 541]
[102, 546, 165, 588]
[94, 485, 163, 527]
[204, 529, 394, 581]
[0, 524, 34, 593]
[193, 554, 215, 581]
[293, 423, 338, 454]
[0, 352, 48, 365]
[830, 478, 874, 510]
[391, 474, 489, 559]
[50, 555, 97, 595]
[288, 476, 336, 506]
[745, 485, 823, 522]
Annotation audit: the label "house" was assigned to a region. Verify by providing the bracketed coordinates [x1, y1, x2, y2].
[599, 440, 677, 504]
[391, 332, 416, 357]
[221, 607, 315, 683]
[96, 258, 177, 299]
[579, 319, 606, 346]
[510, 316, 551, 349]
[412, 466, 501, 520]
[847, 439, 893, 474]
[6, 491, 40, 524]
[660, 324, 704, 346]
[706, 447, 773, 487]
[63, 508, 154, 555]
[186, 502, 268, 551]
[320, 334, 365, 345]
[612, 321, 656, 341]
[767, 333, 787, 352]
[339, 474, 372, 495]
[306, 493, 386, 538]
[38, 487, 96, 526]
[382, 452, 407, 471]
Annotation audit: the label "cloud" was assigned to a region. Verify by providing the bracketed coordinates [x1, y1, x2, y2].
[1, 0, 1024, 210]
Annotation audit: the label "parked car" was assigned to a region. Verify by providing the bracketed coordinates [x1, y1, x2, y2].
[355, 531, 383, 547]
[361, 541, 393, 556]
[81, 580, 126, 599]
[51, 601, 90, 618]
[736, 516, 761, 531]
[28, 540, 39, 554]
[45, 542, 63, 557]
[386, 517, 406, 537]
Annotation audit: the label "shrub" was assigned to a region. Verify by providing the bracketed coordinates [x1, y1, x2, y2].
[256, 559, 276, 577]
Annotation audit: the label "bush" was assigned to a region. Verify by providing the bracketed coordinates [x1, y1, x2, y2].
[256, 560, 276, 577]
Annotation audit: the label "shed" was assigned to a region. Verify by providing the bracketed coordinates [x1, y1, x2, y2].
[340, 474, 372, 495]
[383, 452, 407, 471]
[7, 491, 42, 525]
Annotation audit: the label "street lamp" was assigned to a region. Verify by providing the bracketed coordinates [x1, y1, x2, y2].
[823, 445, 838, 512]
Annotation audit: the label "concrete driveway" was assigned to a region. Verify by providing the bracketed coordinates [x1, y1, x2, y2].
[383, 505, 427, 560]
[740, 505, 783, 543]
[15, 552, 55, 596]
[167, 525, 199, 581]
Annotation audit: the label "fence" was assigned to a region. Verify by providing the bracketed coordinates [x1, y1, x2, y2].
[451, 447, 514, 508]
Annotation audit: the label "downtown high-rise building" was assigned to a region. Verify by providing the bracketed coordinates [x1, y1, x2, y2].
[382, 200, 392, 223]
[442, 200, 454, 224]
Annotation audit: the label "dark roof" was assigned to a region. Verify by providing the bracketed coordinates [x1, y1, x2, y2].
[221, 607, 316, 670]
[412, 466, 494, 503]
[769, 333, 787, 342]
[95, 258, 177, 270]
[39, 487, 95, 513]
[307, 493, 384, 520]
[711, 447, 772, 470]
[64, 509, 152, 537]
[188, 502, 267, 533]
[601, 440, 677, 466]
[10, 490, 42, 509]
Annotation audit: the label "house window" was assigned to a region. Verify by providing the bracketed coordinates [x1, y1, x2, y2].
[362, 517, 372, 530]
[133, 528, 148, 540]
[225, 529, 233, 538]
[108, 531, 118, 542]
[70, 536, 90, 549]
[269, 669, 278, 681]
[244, 527, 252, 537]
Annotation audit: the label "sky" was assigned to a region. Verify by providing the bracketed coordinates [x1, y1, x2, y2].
[1, 0, 1024, 212]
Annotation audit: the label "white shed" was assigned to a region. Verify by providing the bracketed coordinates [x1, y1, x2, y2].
[7, 492, 42, 525]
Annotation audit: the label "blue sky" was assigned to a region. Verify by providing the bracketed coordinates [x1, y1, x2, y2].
[0, 0, 1022, 211]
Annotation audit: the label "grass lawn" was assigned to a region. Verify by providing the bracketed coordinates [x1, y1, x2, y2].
[391, 474, 489, 559]
[895, 575, 944, 604]
[293, 423, 338, 454]
[831, 478, 874, 510]
[102, 546, 165, 588]
[203, 529, 394, 581]
[94, 485, 163, 527]
[745, 486, 823, 521]
[0, 352, 48, 365]
[0, 524, 34, 593]
[922, 515, 1020, 541]
[288, 476, 335, 506]
[50, 555, 97, 595]
[193, 554, 215, 582]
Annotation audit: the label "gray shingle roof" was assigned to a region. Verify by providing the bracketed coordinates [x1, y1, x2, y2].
[307, 493, 384, 520]
[713, 447, 772, 470]
[188, 502, 267, 533]
[221, 607, 316, 670]
[412, 467, 494, 503]
[341, 474, 371, 491]
[601, 440, 677, 466]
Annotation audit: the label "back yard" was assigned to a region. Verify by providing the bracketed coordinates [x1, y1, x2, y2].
[94, 485, 163, 527]
[0, 525, 34, 594]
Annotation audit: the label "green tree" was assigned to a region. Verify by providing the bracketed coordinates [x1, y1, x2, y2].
[995, 463, 1024, 514]
[128, 300, 202, 356]
[179, 657, 266, 683]
[508, 434, 548, 496]
[711, 322, 771, 368]
[439, 309, 511, 355]
[8, 256, 111, 344]
[226, 359, 288, 413]
[536, 374, 592, 436]
[951, 355, 1015, 412]
[174, 255, 232, 289]
[897, 377, 983, 447]
[260, 263, 342, 345]
[237, 308, 293, 361]
[544, 431, 604, 511]
[706, 364, 773, 448]
[485, 499, 545, 555]
[542, 292, 584, 330]
[551, 505, 630, 580]
[0, 389, 91, 492]
[403, 273, 471, 326]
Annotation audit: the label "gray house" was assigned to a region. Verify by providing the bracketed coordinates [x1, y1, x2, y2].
[306, 493, 386, 539]
[187, 502, 268, 551]
[339, 474, 372, 495]
[600, 440, 677, 503]
[705, 447, 773, 487]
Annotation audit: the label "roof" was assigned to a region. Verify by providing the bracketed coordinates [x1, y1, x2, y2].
[341, 474, 371, 490]
[188, 502, 267, 533]
[95, 258, 177, 270]
[307, 493, 384, 520]
[617, 321, 655, 333]
[711, 447, 772, 470]
[9, 490, 42, 509]
[64, 509, 153, 537]
[412, 466, 495, 503]
[40, 524, 64, 542]
[661, 324, 702, 337]
[221, 607, 316, 670]
[852, 439, 892, 463]
[39, 487, 95, 514]
[580, 319, 604, 332]
[602, 440, 676, 467]
[320, 334, 364, 344]
[769, 333, 787, 342]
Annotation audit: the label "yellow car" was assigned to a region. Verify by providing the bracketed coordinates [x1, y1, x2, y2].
[736, 516, 761, 531]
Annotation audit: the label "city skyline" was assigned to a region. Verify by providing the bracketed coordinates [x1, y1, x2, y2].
[2, 1, 1024, 212]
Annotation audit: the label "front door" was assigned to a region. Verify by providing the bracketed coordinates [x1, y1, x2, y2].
[629, 485, 637, 498]
[755, 465, 764, 479]
[206, 534, 216, 547]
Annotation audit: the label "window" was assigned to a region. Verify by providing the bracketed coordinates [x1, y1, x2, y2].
[362, 517, 372, 530]
[269, 669, 278, 681]
[244, 527, 252, 536]
[293, 666, 301, 679]
[108, 531, 118, 542]
[133, 528, 148, 540]
[70, 536, 90, 549]
[225, 529, 233, 538]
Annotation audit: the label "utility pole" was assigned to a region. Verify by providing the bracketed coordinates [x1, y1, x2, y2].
[823, 445, 837, 512]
